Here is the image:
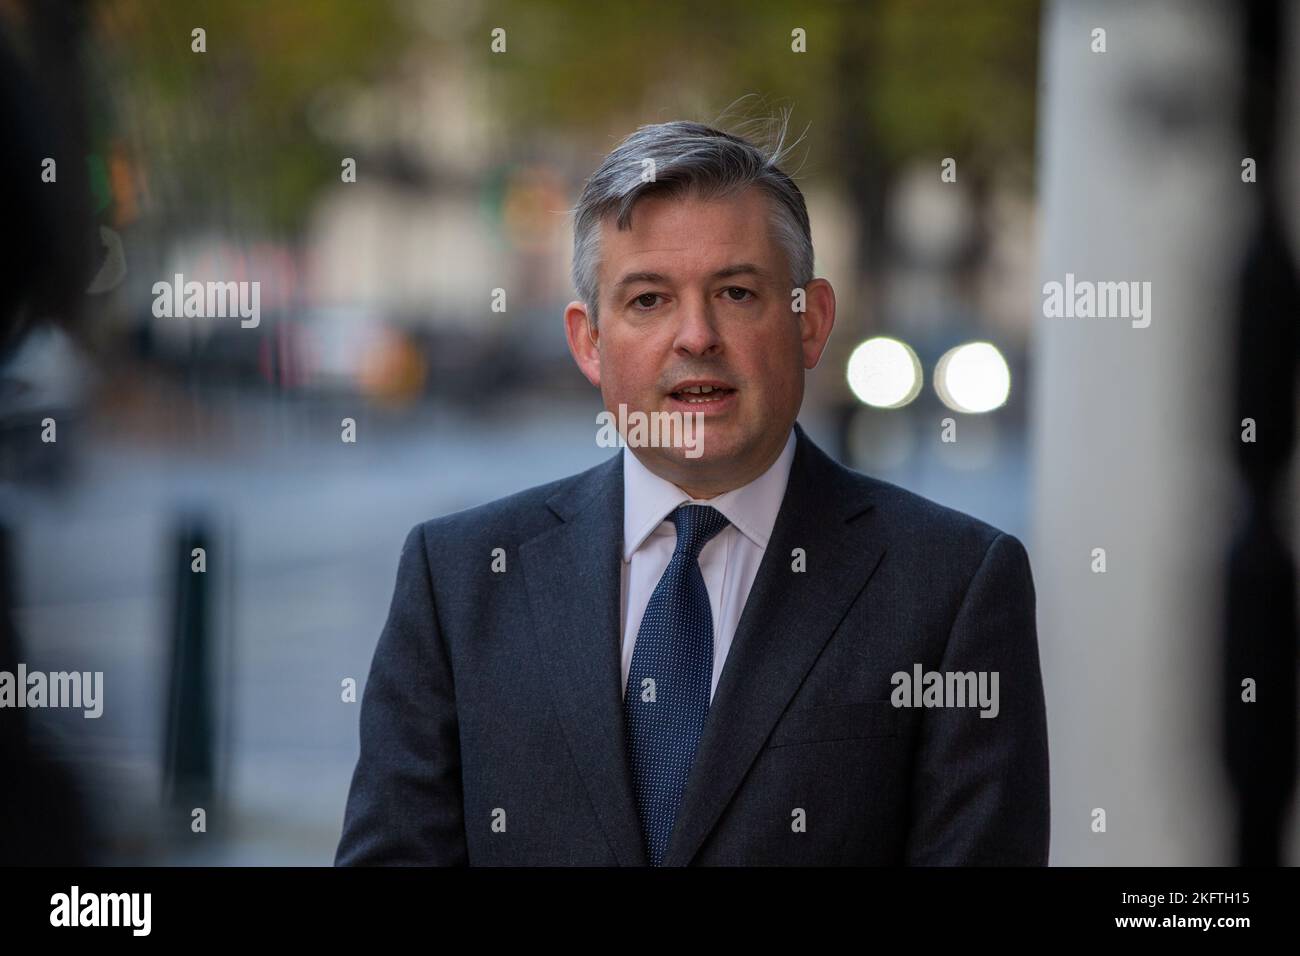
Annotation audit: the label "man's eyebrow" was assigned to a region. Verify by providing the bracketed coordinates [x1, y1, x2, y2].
[711, 262, 771, 281]
[612, 271, 668, 295]
[611, 263, 772, 296]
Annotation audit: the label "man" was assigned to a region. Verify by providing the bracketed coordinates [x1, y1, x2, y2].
[335, 119, 1049, 866]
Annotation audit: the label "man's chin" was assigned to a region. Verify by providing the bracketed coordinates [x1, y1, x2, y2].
[638, 438, 740, 475]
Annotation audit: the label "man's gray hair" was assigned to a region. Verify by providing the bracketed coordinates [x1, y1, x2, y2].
[570, 111, 812, 323]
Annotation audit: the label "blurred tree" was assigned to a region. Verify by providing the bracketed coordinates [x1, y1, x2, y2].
[92, 0, 407, 235]
[82, 0, 1038, 273]
[458, 0, 1039, 294]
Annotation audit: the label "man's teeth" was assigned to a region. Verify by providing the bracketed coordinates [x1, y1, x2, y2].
[674, 385, 730, 403]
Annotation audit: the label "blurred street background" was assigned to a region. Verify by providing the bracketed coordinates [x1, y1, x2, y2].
[1, 0, 1296, 865]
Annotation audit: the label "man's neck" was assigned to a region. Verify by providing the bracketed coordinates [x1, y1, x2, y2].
[636, 430, 794, 500]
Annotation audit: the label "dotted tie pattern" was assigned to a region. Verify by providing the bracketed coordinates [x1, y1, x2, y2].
[623, 503, 730, 866]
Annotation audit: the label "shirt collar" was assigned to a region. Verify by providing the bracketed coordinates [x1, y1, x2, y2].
[622, 427, 797, 561]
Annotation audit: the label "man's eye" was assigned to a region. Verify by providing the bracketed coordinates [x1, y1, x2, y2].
[723, 287, 754, 302]
[632, 293, 662, 309]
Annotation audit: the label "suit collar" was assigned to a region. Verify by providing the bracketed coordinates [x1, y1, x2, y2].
[621, 427, 797, 559]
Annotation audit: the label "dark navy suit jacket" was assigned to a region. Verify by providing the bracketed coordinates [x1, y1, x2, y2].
[335, 421, 1049, 865]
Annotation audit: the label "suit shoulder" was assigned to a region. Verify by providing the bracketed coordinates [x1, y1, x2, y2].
[409, 454, 616, 549]
[846, 467, 1016, 557]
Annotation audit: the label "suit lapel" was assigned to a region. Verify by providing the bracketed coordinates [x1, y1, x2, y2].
[661, 423, 887, 866]
[518, 451, 649, 865]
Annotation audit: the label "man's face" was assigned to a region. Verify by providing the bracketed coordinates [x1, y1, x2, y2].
[564, 185, 835, 497]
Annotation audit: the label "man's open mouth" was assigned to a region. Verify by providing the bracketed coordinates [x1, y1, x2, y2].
[668, 383, 737, 404]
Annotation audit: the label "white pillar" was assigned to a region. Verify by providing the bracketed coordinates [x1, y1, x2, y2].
[1031, 0, 1248, 864]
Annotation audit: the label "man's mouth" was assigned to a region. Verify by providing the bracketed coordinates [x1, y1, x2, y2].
[667, 382, 737, 405]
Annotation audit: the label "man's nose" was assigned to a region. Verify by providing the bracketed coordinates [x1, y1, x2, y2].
[671, 293, 722, 356]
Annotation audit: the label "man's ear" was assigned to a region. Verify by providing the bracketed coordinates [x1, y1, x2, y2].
[798, 278, 836, 369]
[563, 300, 601, 387]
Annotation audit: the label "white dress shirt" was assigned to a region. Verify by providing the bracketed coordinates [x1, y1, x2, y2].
[620, 428, 797, 703]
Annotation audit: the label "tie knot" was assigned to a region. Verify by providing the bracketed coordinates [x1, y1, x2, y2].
[669, 504, 730, 558]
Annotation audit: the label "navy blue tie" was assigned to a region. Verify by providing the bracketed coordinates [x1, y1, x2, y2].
[623, 503, 730, 866]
